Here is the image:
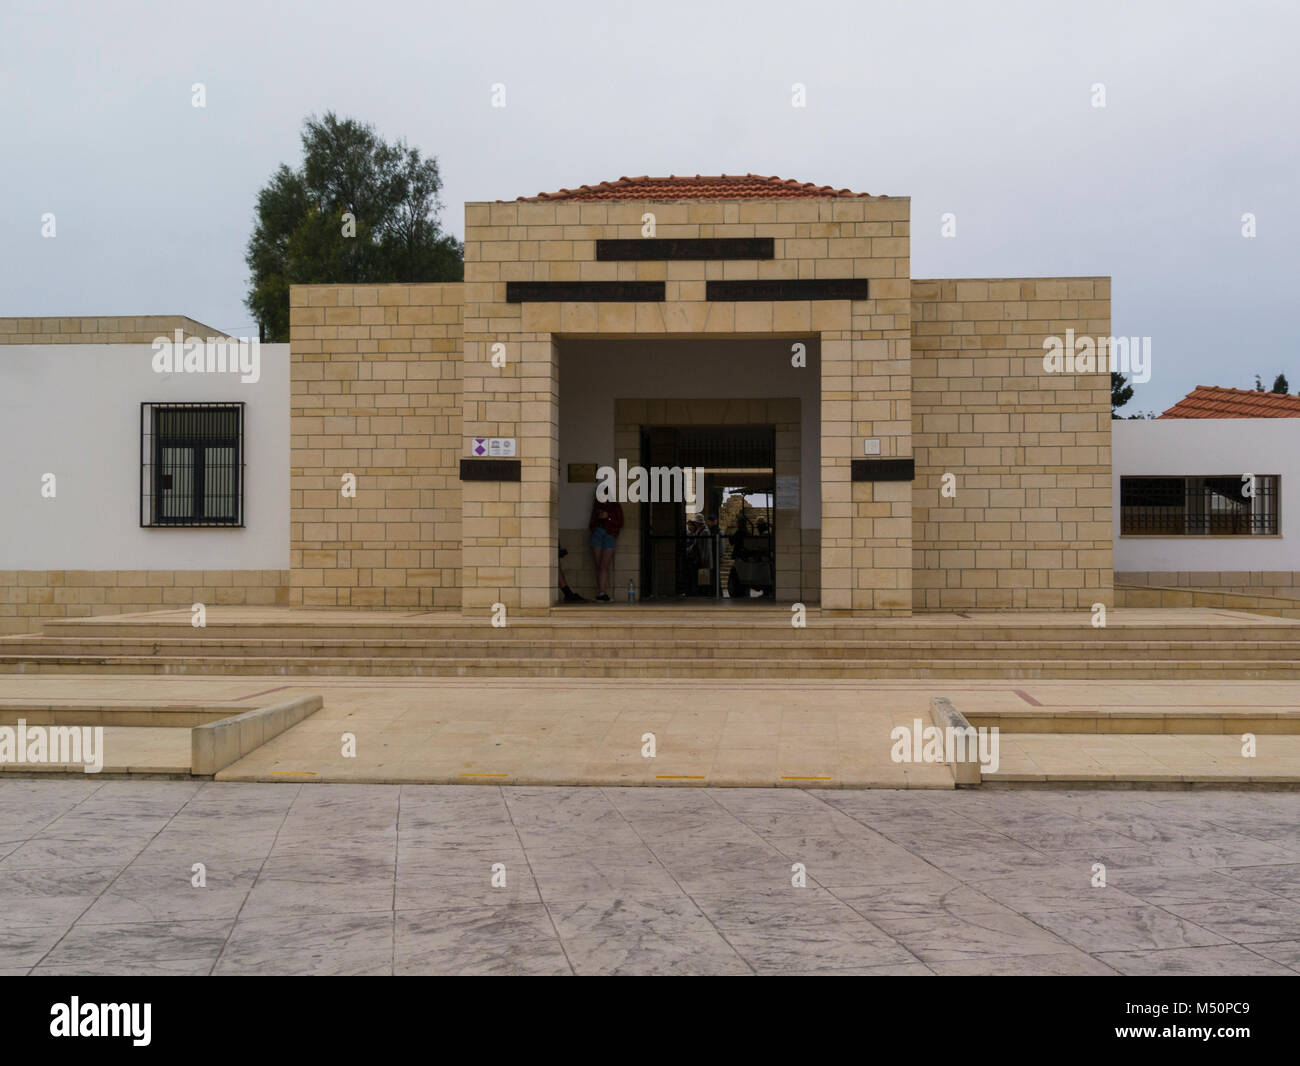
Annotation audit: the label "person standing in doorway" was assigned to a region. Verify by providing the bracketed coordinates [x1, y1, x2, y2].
[685, 515, 712, 597]
[589, 492, 624, 603]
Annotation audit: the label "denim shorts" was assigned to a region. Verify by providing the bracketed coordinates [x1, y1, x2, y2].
[589, 528, 617, 551]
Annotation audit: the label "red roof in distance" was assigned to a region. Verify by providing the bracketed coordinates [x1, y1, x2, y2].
[517, 173, 873, 202]
[1159, 385, 1300, 419]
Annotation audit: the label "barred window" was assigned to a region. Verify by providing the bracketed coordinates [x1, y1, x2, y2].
[141, 403, 244, 527]
[1120, 475, 1278, 535]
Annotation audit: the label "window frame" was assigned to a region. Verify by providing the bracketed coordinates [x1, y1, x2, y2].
[1119, 473, 1280, 537]
[140, 402, 246, 528]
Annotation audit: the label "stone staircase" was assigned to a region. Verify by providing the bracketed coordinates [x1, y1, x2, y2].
[1, 607, 1298, 680]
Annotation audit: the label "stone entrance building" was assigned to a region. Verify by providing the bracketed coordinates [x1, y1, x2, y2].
[289, 174, 1113, 616]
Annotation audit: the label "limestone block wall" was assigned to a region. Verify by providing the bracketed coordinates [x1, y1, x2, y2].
[1117, 570, 1300, 601]
[0, 315, 226, 344]
[0, 570, 288, 636]
[459, 326, 558, 615]
[1116, 582, 1300, 619]
[463, 195, 911, 616]
[911, 278, 1113, 610]
[288, 284, 463, 608]
[821, 295, 914, 613]
[800, 529, 821, 603]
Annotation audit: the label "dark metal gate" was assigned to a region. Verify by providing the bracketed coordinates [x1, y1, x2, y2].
[639, 425, 776, 601]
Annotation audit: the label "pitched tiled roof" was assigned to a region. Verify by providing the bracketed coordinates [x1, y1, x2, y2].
[518, 174, 872, 202]
[1159, 385, 1300, 419]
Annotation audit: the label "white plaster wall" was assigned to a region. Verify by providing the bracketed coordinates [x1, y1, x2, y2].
[1113, 418, 1300, 571]
[0, 344, 290, 570]
[558, 338, 821, 529]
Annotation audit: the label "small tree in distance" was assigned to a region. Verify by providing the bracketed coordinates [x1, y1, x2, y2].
[1111, 371, 1134, 419]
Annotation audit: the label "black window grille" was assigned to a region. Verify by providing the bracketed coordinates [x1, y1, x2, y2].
[1120, 475, 1278, 535]
[674, 426, 775, 469]
[141, 403, 244, 527]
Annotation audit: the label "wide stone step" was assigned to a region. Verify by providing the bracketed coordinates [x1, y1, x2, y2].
[33, 620, 1300, 644]
[3, 636, 1299, 662]
[1, 653, 1298, 679]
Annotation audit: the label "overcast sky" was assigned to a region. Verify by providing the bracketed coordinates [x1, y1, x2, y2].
[2, 0, 1295, 414]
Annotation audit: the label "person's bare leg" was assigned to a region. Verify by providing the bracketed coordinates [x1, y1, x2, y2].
[590, 547, 603, 596]
[596, 547, 614, 596]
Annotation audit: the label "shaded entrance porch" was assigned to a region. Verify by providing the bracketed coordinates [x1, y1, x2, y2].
[557, 336, 816, 605]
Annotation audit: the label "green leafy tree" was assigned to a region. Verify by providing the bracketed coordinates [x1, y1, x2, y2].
[1272, 373, 1290, 394]
[1111, 371, 1134, 418]
[245, 113, 463, 341]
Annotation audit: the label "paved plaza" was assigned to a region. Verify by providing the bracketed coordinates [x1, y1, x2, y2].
[1, 780, 1298, 975]
[4, 673, 1300, 785]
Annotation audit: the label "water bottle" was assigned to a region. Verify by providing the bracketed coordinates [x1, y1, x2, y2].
[627, 579, 636, 603]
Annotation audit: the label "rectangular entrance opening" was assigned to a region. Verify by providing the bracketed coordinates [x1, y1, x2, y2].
[639, 425, 777, 602]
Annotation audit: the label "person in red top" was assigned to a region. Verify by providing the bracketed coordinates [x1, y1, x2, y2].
[588, 493, 624, 603]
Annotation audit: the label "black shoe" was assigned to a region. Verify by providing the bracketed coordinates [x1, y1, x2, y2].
[562, 588, 585, 603]
[596, 594, 611, 602]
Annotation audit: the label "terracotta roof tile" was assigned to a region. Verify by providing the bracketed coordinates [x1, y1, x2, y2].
[517, 174, 873, 202]
[1159, 385, 1300, 419]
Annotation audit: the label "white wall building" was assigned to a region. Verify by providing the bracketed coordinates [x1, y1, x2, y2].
[1113, 417, 1300, 588]
[0, 342, 289, 572]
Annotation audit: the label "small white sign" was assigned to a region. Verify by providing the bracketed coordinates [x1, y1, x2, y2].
[863, 439, 881, 455]
[471, 437, 516, 457]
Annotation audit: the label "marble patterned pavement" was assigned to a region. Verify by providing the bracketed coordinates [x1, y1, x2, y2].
[0, 780, 1298, 976]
